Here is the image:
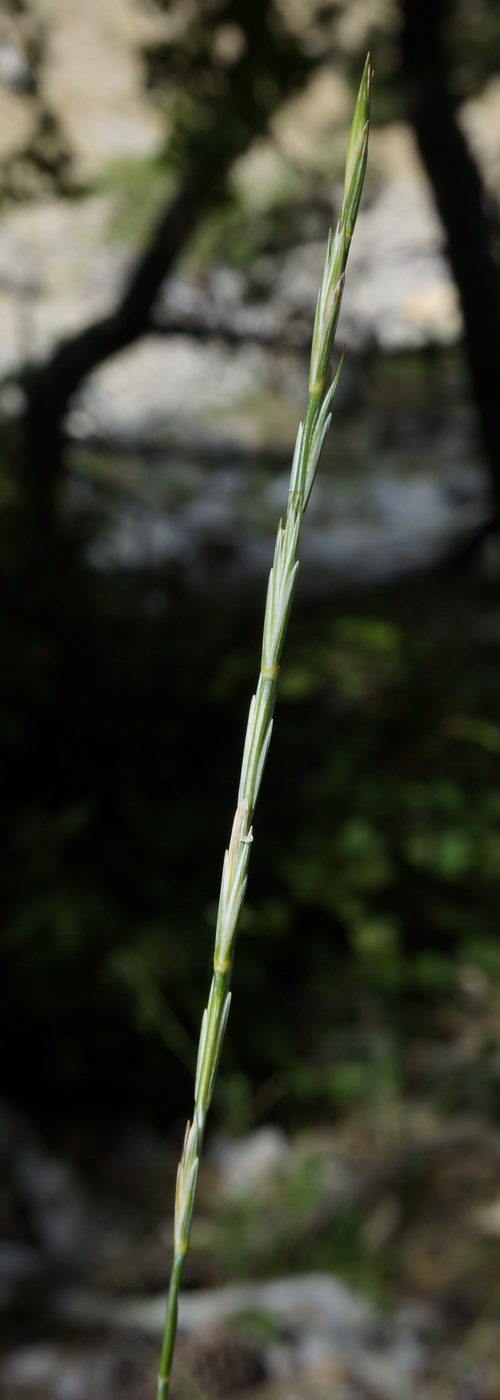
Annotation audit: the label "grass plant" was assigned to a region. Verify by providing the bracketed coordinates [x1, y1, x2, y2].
[156, 57, 372, 1399]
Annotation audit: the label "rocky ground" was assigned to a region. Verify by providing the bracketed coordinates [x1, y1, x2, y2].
[3, 1098, 500, 1399]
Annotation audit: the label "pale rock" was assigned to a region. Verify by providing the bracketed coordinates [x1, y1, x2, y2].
[61, 1271, 376, 1343]
[2, 1343, 60, 1388]
[473, 1198, 500, 1237]
[210, 1126, 292, 1199]
[0, 81, 34, 160]
[32, 0, 163, 180]
[15, 1147, 91, 1265]
[83, 336, 267, 444]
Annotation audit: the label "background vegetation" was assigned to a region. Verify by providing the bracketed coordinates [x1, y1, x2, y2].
[1, 0, 500, 1154]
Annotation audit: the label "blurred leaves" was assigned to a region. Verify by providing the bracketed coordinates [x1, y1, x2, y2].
[2, 578, 500, 1125]
[142, 0, 312, 174]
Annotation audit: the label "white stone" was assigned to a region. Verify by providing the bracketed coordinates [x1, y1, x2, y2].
[2, 1343, 60, 1386]
[62, 1271, 375, 1342]
[210, 1126, 292, 1199]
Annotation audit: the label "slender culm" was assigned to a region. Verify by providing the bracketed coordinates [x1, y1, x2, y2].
[156, 55, 372, 1400]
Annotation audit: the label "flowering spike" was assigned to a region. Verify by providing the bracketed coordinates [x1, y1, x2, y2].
[344, 54, 372, 204]
[156, 58, 371, 1400]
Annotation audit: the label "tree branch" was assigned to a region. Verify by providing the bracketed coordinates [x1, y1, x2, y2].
[21, 158, 220, 539]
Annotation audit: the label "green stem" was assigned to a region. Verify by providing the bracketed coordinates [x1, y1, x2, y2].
[156, 1251, 184, 1400]
[155, 54, 371, 1398]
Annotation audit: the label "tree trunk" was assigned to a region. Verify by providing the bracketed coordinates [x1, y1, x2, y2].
[400, 0, 500, 523]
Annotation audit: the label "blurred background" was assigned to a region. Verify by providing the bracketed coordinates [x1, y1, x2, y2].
[2, 1, 500, 1396]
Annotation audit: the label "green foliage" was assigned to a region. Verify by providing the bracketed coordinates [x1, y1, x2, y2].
[184, 179, 316, 274]
[98, 156, 176, 246]
[2, 566, 500, 1128]
[448, 0, 500, 96]
[142, 0, 312, 175]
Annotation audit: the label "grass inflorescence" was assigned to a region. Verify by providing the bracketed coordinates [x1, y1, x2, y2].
[156, 55, 372, 1400]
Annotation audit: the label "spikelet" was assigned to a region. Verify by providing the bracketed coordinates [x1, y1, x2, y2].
[156, 56, 372, 1400]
